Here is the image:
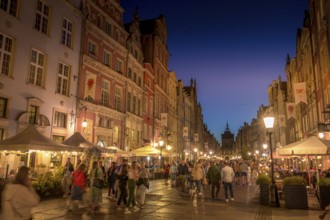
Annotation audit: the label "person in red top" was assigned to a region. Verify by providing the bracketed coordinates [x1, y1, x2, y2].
[163, 162, 170, 185]
[67, 163, 87, 211]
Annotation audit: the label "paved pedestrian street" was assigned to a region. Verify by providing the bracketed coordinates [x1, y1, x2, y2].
[31, 179, 323, 220]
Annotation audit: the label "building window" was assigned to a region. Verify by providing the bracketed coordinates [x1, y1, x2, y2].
[0, 0, 18, 16]
[105, 21, 111, 36]
[29, 49, 45, 87]
[103, 51, 111, 67]
[101, 80, 110, 106]
[57, 63, 70, 96]
[128, 68, 132, 79]
[132, 96, 136, 114]
[53, 111, 67, 128]
[0, 33, 13, 76]
[115, 87, 121, 111]
[29, 105, 38, 124]
[138, 77, 141, 87]
[61, 18, 72, 48]
[133, 72, 137, 83]
[53, 135, 65, 143]
[88, 41, 96, 56]
[35, 0, 49, 34]
[0, 97, 8, 118]
[127, 92, 131, 112]
[116, 59, 122, 73]
[137, 98, 141, 116]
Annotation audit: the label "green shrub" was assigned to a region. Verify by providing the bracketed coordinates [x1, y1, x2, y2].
[256, 173, 271, 185]
[283, 176, 307, 185]
[319, 178, 330, 186]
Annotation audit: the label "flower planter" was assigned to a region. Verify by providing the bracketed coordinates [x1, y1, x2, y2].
[283, 185, 308, 209]
[319, 185, 330, 210]
[259, 184, 270, 205]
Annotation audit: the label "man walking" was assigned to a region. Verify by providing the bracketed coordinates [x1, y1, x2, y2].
[177, 161, 189, 192]
[207, 161, 221, 200]
[221, 161, 235, 202]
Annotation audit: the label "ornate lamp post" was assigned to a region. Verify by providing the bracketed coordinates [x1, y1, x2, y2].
[263, 116, 280, 207]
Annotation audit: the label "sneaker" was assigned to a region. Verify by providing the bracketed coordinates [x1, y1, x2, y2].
[225, 199, 229, 202]
[133, 206, 140, 212]
[230, 198, 235, 201]
[124, 208, 131, 214]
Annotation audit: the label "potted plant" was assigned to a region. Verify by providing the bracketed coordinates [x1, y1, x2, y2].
[319, 178, 330, 210]
[256, 173, 271, 205]
[283, 176, 308, 209]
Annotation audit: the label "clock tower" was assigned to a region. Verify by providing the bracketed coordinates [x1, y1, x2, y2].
[221, 123, 234, 156]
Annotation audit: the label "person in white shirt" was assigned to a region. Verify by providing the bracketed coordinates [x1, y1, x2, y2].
[221, 161, 235, 202]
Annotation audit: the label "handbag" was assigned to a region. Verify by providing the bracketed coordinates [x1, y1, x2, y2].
[93, 169, 104, 189]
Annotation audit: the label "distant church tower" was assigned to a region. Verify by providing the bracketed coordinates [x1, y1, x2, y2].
[221, 123, 234, 156]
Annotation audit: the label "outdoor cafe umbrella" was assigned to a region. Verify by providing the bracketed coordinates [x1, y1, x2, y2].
[0, 125, 73, 152]
[129, 145, 170, 157]
[277, 136, 330, 185]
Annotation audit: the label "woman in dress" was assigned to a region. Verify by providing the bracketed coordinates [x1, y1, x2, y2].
[90, 161, 104, 211]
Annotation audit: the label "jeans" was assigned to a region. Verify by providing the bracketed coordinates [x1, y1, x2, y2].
[224, 182, 234, 199]
[211, 181, 220, 199]
[195, 180, 201, 193]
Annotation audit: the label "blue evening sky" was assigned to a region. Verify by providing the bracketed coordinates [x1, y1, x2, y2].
[121, 0, 309, 139]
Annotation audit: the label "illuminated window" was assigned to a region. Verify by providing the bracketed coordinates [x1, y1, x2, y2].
[29, 105, 38, 124]
[61, 18, 72, 48]
[0, 0, 18, 16]
[101, 80, 110, 106]
[88, 41, 96, 56]
[0, 33, 13, 76]
[29, 49, 45, 87]
[57, 63, 70, 96]
[35, 0, 49, 34]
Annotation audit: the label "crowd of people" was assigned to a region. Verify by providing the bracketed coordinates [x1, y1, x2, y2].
[6, 156, 330, 219]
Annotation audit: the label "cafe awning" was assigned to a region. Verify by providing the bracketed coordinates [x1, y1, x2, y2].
[130, 145, 171, 157]
[277, 136, 330, 155]
[0, 125, 74, 152]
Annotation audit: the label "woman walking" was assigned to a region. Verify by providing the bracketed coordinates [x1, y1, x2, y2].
[137, 161, 150, 208]
[1, 166, 40, 219]
[106, 162, 117, 199]
[90, 161, 104, 211]
[192, 161, 204, 195]
[116, 163, 129, 213]
[126, 161, 140, 213]
[67, 163, 87, 211]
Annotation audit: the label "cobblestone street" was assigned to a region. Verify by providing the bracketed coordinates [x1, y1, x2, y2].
[31, 179, 323, 220]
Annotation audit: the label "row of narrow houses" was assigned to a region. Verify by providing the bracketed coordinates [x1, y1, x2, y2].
[0, 0, 220, 164]
[230, 0, 330, 166]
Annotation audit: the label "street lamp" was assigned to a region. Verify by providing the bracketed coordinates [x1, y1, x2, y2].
[194, 148, 197, 161]
[263, 116, 280, 207]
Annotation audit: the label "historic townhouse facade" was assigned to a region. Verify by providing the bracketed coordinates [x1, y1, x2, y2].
[142, 63, 154, 144]
[168, 71, 178, 155]
[0, 0, 82, 139]
[78, 0, 127, 148]
[125, 11, 144, 150]
[140, 16, 169, 146]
